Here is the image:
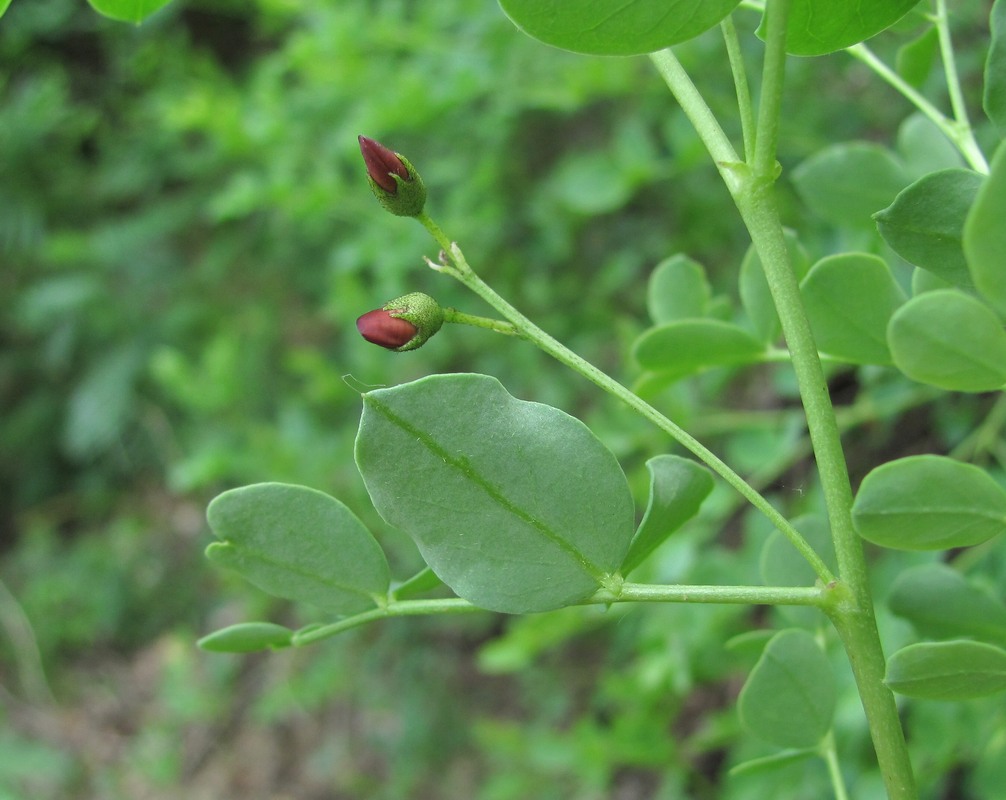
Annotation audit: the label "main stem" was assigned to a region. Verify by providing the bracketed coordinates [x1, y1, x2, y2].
[651, 4, 917, 796]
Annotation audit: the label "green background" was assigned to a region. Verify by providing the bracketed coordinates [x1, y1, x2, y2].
[2, 1, 1004, 798]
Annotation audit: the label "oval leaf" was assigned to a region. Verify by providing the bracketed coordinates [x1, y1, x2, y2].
[886, 640, 1006, 700]
[874, 169, 984, 288]
[792, 143, 908, 228]
[498, 0, 742, 56]
[633, 319, 766, 378]
[738, 629, 836, 748]
[87, 0, 173, 23]
[889, 563, 1006, 644]
[206, 483, 391, 614]
[800, 253, 906, 365]
[887, 289, 1006, 392]
[355, 374, 635, 614]
[985, 0, 1006, 135]
[896, 113, 966, 178]
[766, 0, 919, 56]
[620, 455, 714, 575]
[896, 25, 939, 89]
[965, 143, 1006, 313]
[197, 622, 294, 653]
[852, 455, 1006, 551]
[647, 254, 711, 324]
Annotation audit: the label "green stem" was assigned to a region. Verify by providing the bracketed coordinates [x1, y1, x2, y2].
[292, 598, 480, 645]
[292, 582, 827, 647]
[846, 43, 989, 174]
[932, 0, 990, 173]
[443, 307, 521, 336]
[722, 14, 757, 164]
[752, 0, 789, 177]
[653, 6, 917, 797]
[594, 582, 824, 607]
[822, 731, 851, 800]
[647, 50, 743, 191]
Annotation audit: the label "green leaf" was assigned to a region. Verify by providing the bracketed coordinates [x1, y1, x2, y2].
[197, 622, 294, 653]
[632, 320, 766, 378]
[620, 455, 714, 575]
[800, 253, 906, 365]
[739, 229, 810, 342]
[355, 374, 635, 614]
[391, 566, 444, 601]
[965, 144, 1006, 313]
[896, 114, 965, 179]
[0, 0, 12, 20]
[877, 169, 985, 287]
[792, 143, 909, 228]
[888, 564, 1006, 644]
[497, 0, 742, 56]
[911, 267, 954, 296]
[87, 0, 173, 23]
[546, 150, 637, 215]
[766, 0, 919, 56]
[206, 483, 390, 614]
[646, 254, 711, 324]
[852, 455, 1006, 551]
[896, 25, 939, 88]
[985, 0, 1006, 134]
[887, 290, 1006, 392]
[874, 169, 984, 288]
[886, 640, 1006, 700]
[759, 515, 835, 626]
[738, 629, 836, 748]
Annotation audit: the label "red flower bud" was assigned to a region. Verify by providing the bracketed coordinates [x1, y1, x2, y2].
[358, 135, 409, 194]
[356, 293, 444, 352]
[356, 308, 419, 350]
[357, 135, 427, 217]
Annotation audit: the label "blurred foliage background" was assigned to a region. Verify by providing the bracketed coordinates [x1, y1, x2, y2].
[1, 0, 1002, 798]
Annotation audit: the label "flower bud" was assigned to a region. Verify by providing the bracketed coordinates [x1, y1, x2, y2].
[356, 292, 443, 352]
[358, 135, 427, 217]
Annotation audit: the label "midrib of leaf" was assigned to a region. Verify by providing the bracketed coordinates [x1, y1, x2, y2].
[211, 541, 376, 600]
[365, 396, 606, 580]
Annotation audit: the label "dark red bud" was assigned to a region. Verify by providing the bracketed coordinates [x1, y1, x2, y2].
[356, 308, 418, 350]
[358, 135, 410, 194]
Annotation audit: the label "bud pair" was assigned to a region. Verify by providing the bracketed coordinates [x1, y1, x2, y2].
[356, 292, 443, 352]
[358, 135, 426, 217]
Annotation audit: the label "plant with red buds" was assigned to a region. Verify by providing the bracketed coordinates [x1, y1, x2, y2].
[358, 135, 427, 217]
[356, 292, 444, 352]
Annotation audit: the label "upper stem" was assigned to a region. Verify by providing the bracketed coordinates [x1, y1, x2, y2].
[651, 5, 918, 796]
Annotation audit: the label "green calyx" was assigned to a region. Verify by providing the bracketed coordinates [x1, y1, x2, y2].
[367, 153, 427, 217]
[385, 292, 444, 351]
